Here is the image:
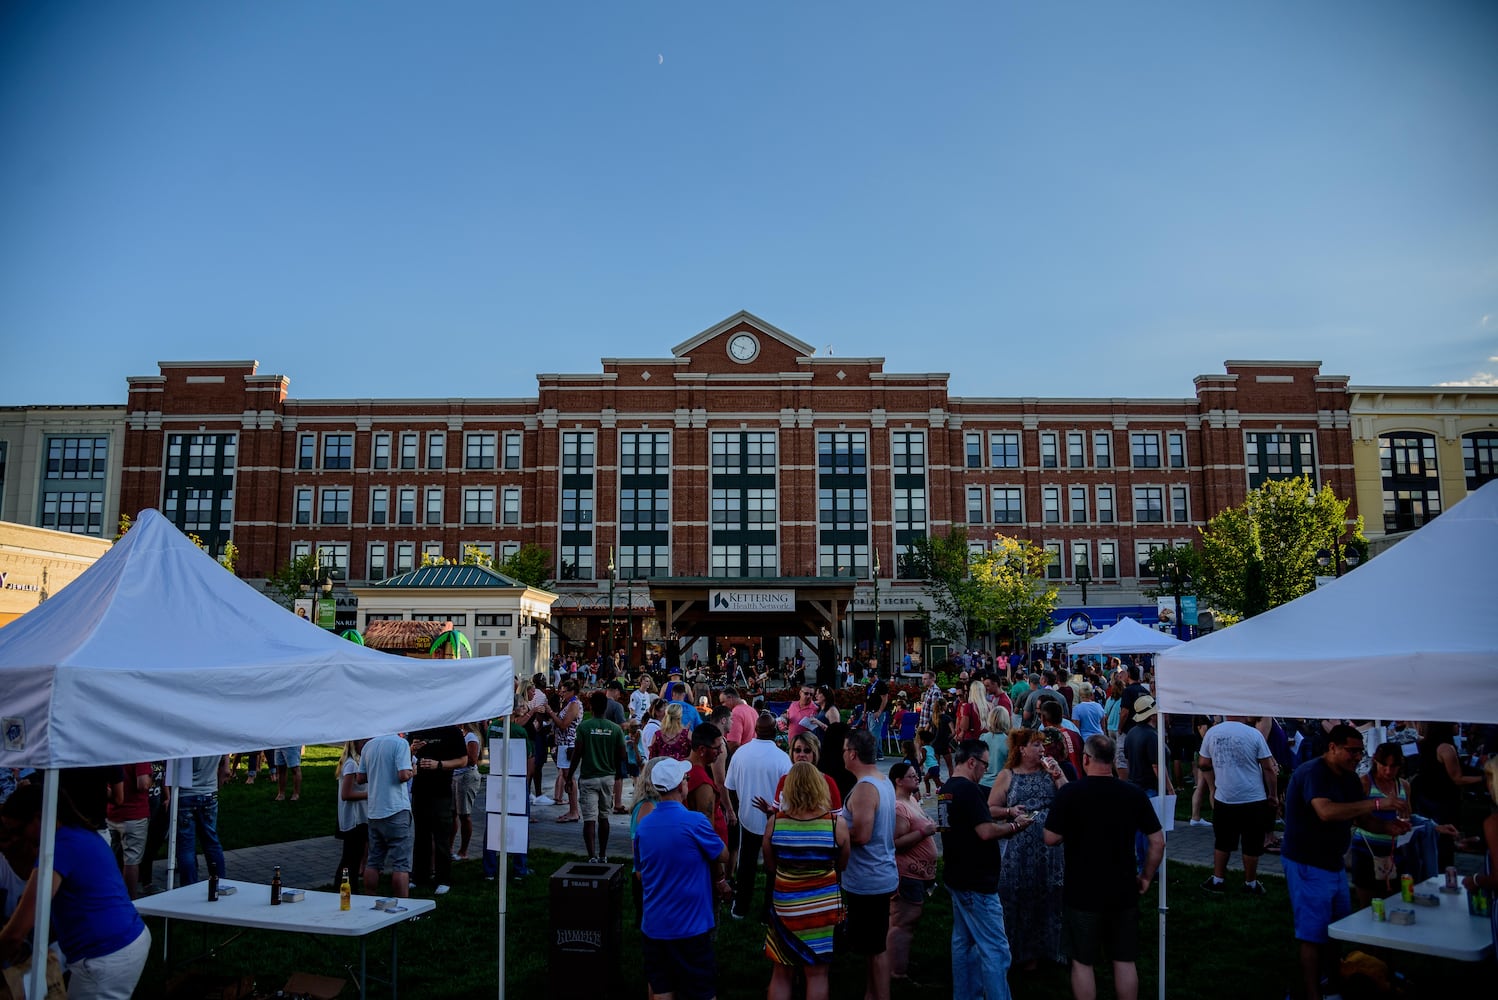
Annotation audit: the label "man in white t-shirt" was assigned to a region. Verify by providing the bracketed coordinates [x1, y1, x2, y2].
[358, 733, 415, 897]
[723, 711, 791, 920]
[1198, 716, 1277, 896]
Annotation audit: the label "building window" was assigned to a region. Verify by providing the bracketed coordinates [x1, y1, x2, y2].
[296, 487, 314, 525]
[817, 543, 868, 579]
[1135, 541, 1167, 577]
[161, 433, 237, 553]
[367, 543, 387, 582]
[1134, 487, 1164, 523]
[1044, 541, 1062, 580]
[41, 491, 104, 534]
[500, 541, 519, 562]
[892, 431, 925, 473]
[1040, 432, 1059, 469]
[1245, 431, 1316, 488]
[819, 487, 868, 531]
[965, 432, 982, 469]
[990, 432, 1020, 469]
[892, 430, 927, 579]
[1094, 431, 1112, 468]
[399, 433, 418, 470]
[563, 432, 596, 473]
[621, 432, 670, 475]
[44, 435, 109, 478]
[561, 488, 593, 528]
[369, 487, 388, 526]
[1168, 432, 1186, 469]
[967, 486, 985, 524]
[422, 542, 443, 564]
[1097, 485, 1115, 524]
[991, 487, 1022, 524]
[1099, 540, 1117, 580]
[292, 541, 311, 562]
[1071, 541, 1090, 579]
[317, 543, 349, 581]
[465, 432, 496, 470]
[618, 543, 670, 580]
[323, 434, 353, 470]
[394, 543, 415, 574]
[818, 432, 867, 475]
[1464, 432, 1498, 491]
[298, 434, 315, 470]
[1171, 485, 1190, 523]
[476, 613, 513, 627]
[425, 488, 443, 525]
[1131, 432, 1160, 468]
[502, 487, 520, 526]
[320, 488, 351, 525]
[1067, 432, 1086, 469]
[503, 432, 523, 471]
[620, 431, 671, 579]
[711, 431, 779, 578]
[1042, 486, 1061, 524]
[426, 433, 445, 471]
[560, 544, 593, 581]
[464, 487, 496, 525]
[372, 433, 391, 470]
[1069, 486, 1088, 524]
[397, 487, 416, 525]
[1379, 432, 1441, 532]
[893, 486, 928, 542]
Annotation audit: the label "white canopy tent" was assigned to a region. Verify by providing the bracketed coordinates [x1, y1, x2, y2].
[1148, 480, 1498, 999]
[1068, 616, 1185, 656]
[0, 510, 516, 999]
[1033, 621, 1093, 645]
[1156, 478, 1498, 724]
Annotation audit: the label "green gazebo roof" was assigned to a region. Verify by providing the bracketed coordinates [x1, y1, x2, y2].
[374, 564, 532, 589]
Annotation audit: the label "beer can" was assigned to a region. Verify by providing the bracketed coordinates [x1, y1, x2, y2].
[1399, 874, 1414, 902]
[1370, 897, 1385, 922]
[1444, 866, 1458, 890]
[1471, 888, 1491, 918]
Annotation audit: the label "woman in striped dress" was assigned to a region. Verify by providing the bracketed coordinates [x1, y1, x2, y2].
[763, 761, 849, 1000]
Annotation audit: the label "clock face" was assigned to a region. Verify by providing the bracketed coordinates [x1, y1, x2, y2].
[728, 333, 759, 362]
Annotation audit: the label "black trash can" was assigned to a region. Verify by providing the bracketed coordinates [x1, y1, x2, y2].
[549, 861, 624, 997]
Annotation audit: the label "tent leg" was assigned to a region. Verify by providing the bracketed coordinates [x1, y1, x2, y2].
[1157, 718, 1167, 1000]
[164, 780, 182, 964]
[497, 726, 510, 1000]
[27, 771, 59, 1000]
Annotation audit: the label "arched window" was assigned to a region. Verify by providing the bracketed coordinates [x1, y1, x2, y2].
[1378, 431, 1440, 532]
[1462, 431, 1498, 491]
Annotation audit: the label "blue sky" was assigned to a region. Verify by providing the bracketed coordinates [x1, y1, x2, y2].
[2, 1, 1495, 405]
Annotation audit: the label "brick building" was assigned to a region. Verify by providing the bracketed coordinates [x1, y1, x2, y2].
[114, 311, 1355, 666]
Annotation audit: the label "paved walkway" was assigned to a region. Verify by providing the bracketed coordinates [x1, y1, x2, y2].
[213, 758, 1482, 894]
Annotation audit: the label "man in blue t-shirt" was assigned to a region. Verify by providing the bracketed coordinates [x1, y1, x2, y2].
[1282, 724, 1410, 1000]
[359, 733, 415, 897]
[634, 757, 731, 1000]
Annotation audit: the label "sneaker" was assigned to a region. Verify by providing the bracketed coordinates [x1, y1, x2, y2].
[534, 795, 555, 806]
[1189, 818, 1210, 827]
[1200, 876, 1227, 894]
[1242, 880, 1267, 897]
[434, 884, 451, 895]
[727, 910, 746, 921]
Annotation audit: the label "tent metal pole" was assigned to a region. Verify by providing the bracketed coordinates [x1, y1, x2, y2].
[1157, 717, 1167, 1000]
[26, 770, 59, 1000]
[497, 723, 510, 1000]
[164, 772, 182, 964]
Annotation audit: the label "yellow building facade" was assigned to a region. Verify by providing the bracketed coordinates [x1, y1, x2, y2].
[0, 521, 113, 626]
[1349, 385, 1498, 545]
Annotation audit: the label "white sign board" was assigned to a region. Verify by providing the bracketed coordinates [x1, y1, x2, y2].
[486, 736, 529, 855]
[489, 738, 529, 777]
[485, 773, 530, 814]
[710, 589, 795, 612]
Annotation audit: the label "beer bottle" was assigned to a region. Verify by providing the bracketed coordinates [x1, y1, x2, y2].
[208, 871, 219, 902]
[339, 868, 352, 911]
[271, 865, 283, 905]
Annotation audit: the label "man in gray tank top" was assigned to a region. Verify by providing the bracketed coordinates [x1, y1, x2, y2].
[840, 728, 898, 1000]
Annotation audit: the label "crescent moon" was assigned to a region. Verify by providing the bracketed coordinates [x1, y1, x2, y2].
[658, 54, 664, 65]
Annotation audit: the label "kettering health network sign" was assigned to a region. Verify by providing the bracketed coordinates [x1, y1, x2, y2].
[710, 589, 795, 612]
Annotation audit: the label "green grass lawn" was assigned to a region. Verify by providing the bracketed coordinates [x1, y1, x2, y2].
[134, 850, 1491, 999]
[214, 745, 344, 849]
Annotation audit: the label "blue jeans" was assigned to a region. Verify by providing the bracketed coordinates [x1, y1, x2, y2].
[1136, 788, 1158, 871]
[949, 887, 1012, 1000]
[868, 711, 889, 756]
[176, 793, 225, 885]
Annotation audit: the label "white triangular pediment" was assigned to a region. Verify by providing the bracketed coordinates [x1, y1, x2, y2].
[670, 310, 815, 359]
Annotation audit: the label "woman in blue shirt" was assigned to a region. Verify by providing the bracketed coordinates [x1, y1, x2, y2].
[0, 783, 150, 999]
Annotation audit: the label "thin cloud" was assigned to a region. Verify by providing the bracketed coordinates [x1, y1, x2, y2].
[1437, 370, 1498, 387]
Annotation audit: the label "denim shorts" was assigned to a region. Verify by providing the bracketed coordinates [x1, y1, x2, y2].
[275, 746, 302, 768]
[1283, 858, 1350, 943]
[367, 811, 414, 873]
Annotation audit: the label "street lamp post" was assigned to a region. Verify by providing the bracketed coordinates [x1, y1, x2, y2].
[872, 549, 881, 674]
[1075, 560, 1092, 606]
[1316, 534, 1362, 578]
[625, 576, 634, 675]
[606, 548, 616, 671]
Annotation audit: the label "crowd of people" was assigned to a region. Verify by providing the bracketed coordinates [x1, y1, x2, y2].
[0, 650, 1494, 1000]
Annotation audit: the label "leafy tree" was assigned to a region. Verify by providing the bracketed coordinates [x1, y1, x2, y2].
[265, 552, 321, 609]
[1197, 476, 1364, 617]
[902, 528, 981, 648]
[461, 544, 495, 568]
[970, 534, 1060, 654]
[498, 543, 554, 590]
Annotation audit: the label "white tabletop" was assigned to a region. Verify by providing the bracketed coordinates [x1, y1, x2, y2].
[135, 882, 435, 938]
[1328, 877, 1494, 962]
